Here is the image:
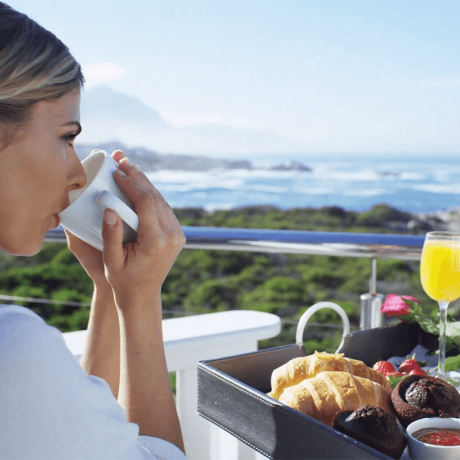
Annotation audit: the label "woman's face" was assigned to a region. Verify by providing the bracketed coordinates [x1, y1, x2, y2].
[0, 89, 87, 255]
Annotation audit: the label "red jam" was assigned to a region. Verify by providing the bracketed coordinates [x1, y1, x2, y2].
[413, 428, 460, 446]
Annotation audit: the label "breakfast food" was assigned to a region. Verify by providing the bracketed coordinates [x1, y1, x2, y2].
[373, 360, 395, 376]
[412, 428, 460, 446]
[270, 351, 391, 399]
[278, 371, 391, 426]
[391, 374, 460, 428]
[333, 405, 407, 459]
[372, 357, 426, 385]
[398, 358, 424, 374]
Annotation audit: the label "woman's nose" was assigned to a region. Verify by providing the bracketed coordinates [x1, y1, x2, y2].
[67, 152, 87, 191]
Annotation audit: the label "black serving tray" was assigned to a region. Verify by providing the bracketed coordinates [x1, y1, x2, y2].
[197, 322, 423, 460]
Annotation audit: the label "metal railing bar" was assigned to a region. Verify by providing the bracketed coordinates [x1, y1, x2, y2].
[0, 293, 356, 330]
[0, 294, 91, 307]
[0, 291, 361, 329]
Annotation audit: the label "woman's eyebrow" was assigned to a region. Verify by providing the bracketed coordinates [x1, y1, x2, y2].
[61, 121, 82, 135]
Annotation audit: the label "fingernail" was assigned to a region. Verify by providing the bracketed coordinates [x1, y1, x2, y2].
[104, 210, 117, 226]
[120, 157, 131, 167]
[135, 164, 141, 171]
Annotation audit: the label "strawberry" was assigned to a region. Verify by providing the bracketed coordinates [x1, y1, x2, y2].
[408, 367, 427, 376]
[373, 361, 396, 376]
[399, 358, 422, 374]
[388, 371, 404, 377]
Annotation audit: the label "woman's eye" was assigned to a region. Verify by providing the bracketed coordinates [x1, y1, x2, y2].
[63, 133, 78, 146]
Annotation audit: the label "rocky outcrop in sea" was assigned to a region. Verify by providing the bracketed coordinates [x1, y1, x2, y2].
[75, 142, 312, 173]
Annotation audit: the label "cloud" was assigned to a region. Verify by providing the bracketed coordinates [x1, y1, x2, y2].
[159, 110, 264, 130]
[81, 62, 126, 88]
[406, 78, 460, 88]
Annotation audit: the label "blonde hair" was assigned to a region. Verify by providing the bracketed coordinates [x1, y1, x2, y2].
[0, 2, 84, 130]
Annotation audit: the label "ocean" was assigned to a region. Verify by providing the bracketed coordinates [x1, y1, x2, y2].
[146, 156, 460, 214]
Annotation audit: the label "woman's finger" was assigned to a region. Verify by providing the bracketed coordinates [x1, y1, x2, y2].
[158, 196, 184, 238]
[119, 160, 178, 229]
[126, 161, 183, 239]
[118, 157, 151, 187]
[113, 162, 162, 239]
[101, 209, 125, 271]
[111, 150, 126, 163]
[113, 157, 184, 249]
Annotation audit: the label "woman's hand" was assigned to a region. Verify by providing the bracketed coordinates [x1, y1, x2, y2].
[65, 230, 107, 286]
[101, 152, 186, 309]
[65, 150, 128, 289]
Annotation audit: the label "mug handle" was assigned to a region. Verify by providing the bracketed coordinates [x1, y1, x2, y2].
[296, 301, 350, 353]
[95, 190, 140, 232]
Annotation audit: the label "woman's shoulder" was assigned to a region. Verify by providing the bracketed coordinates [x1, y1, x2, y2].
[0, 303, 47, 323]
[0, 302, 59, 335]
[0, 303, 41, 317]
[0, 304, 66, 367]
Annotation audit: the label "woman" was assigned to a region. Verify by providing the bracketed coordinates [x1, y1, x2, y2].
[0, 3, 186, 459]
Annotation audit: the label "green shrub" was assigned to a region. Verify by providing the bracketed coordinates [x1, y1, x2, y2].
[240, 276, 307, 315]
[355, 204, 411, 227]
[183, 277, 240, 313]
[48, 308, 90, 332]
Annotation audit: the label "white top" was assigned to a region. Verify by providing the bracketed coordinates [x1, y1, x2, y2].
[0, 304, 186, 460]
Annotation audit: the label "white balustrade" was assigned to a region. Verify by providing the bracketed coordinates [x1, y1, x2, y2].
[63, 310, 281, 460]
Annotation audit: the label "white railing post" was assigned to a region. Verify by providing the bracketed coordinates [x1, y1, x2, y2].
[174, 338, 261, 460]
[63, 310, 281, 460]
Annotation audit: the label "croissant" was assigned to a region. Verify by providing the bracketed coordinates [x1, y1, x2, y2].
[279, 371, 391, 426]
[269, 351, 390, 399]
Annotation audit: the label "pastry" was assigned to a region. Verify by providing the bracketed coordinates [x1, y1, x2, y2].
[270, 351, 390, 399]
[333, 405, 407, 459]
[391, 374, 460, 428]
[278, 371, 391, 426]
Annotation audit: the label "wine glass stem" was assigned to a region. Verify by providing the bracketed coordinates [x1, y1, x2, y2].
[438, 301, 449, 376]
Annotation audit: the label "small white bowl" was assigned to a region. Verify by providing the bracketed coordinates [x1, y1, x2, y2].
[406, 417, 460, 459]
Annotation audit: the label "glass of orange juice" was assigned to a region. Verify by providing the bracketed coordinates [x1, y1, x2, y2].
[420, 231, 460, 377]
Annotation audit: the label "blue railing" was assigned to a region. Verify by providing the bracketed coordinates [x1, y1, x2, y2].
[46, 226, 425, 260]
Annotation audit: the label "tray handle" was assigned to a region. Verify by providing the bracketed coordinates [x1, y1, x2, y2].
[296, 301, 350, 353]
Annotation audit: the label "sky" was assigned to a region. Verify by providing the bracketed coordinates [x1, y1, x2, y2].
[8, 0, 460, 157]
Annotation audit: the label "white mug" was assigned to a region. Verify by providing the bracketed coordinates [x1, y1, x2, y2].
[59, 150, 139, 251]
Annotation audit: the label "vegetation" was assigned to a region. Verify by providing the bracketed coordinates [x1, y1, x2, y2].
[0, 204, 447, 353]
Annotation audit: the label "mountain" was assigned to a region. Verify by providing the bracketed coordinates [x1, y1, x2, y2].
[81, 86, 169, 129]
[78, 86, 305, 155]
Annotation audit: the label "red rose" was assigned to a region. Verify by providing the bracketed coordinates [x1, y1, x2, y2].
[381, 294, 418, 317]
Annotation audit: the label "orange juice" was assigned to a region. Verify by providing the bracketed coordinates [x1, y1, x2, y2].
[421, 241, 460, 302]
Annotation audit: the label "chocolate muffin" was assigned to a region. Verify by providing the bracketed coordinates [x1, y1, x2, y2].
[333, 405, 407, 459]
[391, 374, 460, 428]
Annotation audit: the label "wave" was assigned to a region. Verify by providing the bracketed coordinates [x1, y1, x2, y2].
[413, 184, 460, 194]
[343, 188, 390, 197]
[399, 172, 426, 181]
[146, 158, 460, 212]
